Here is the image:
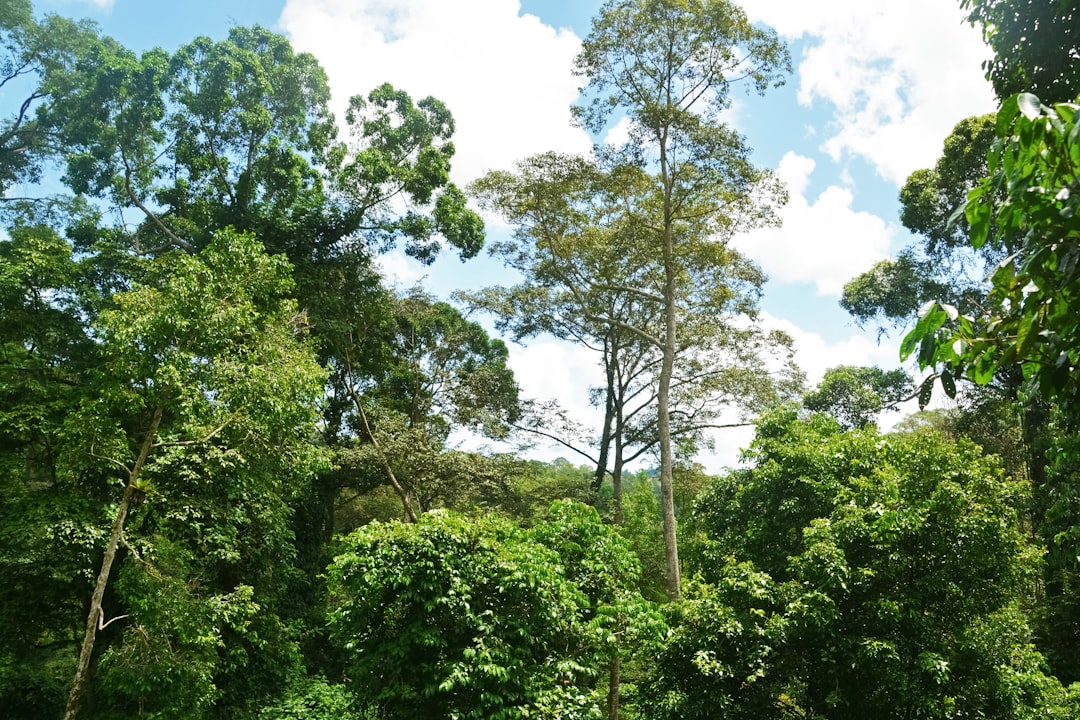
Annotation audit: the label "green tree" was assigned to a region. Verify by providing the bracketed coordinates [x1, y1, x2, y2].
[336, 289, 519, 521]
[0, 224, 100, 717]
[468, 152, 800, 526]
[327, 503, 653, 719]
[646, 409, 1075, 720]
[904, 94, 1080, 413]
[841, 107, 1050, 542]
[1, 9, 493, 716]
[842, 114, 1004, 334]
[57, 230, 325, 719]
[41, 26, 482, 263]
[573, 0, 790, 599]
[802, 365, 912, 429]
[0, 1, 98, 196]
[904, 92, 1080, 682]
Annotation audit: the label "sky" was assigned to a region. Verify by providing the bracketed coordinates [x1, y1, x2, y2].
[35, 0, 999, 470]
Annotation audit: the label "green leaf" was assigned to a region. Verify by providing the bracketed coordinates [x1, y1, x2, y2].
[997, 94, 1020, 136]
[917, 375, 935, 409]
[940, 370, 956, 399]
[1017, 93, 1043, 120]
[900, 327, 921, 362]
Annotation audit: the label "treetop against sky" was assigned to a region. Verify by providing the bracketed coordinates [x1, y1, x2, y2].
[25, 0, 996, 469]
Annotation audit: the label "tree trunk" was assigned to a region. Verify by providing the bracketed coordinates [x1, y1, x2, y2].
[607, 655, 621, 720]
[355, 397, 418, 523]
[657, 279, 680, 600]
[65, 406, 162, 720]
[594, 342, 616, 492]
[658, 169, 681, 600]
[612, 438, 625, 526]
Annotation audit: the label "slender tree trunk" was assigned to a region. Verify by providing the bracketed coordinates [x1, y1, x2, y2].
[65, 406, 162, 720]
[657, 264, 680, 600]
[607, 655, 621, 720]
[612, 436, 625, 526]
[342, 351, 418, 522]
[594, 343, 615, 492]
[658, 149, 681, 600]
[356, 401, 418, 523]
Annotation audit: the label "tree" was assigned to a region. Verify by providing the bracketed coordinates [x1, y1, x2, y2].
[961, 0, 1080, 102]
[60, 230, 326, 719]
[336, 289, 519, 521]
[33, 26, 482, 389]
[802, 365, 912, 429]
[841, 114, 1002, 333]
[0, 1, 98, 197]
[0, 224, 99, 717]
[327, 503, 655, 719]
[468, 152, 800, 526]
[41, 26, 482, 262]
[572, 0, 790, 599]
[841, 109, 1051, 521]
[903, 92, 1080, 683]
[904, 94, 1079, 416]
[644, 409, 1077, 720]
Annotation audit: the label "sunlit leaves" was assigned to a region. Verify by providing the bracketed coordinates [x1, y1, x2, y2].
[327, 503, 652, 719]
[903, 94, 1080, 413]
[652, 411, 1063, 720]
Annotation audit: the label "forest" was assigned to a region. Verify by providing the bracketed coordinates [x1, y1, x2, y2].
[1, 0, 1078, 717]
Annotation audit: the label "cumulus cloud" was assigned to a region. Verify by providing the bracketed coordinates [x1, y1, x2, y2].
[279, 0, 592, 184]
[762, 311, 901, 386]
[732, 152, 896, 295]
[509, 338, 603, 426]
[745, 0, 996, 185]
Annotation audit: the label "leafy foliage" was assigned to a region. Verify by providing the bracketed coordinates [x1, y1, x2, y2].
[841, 114, 1001, 333]
[648, 409, 1071, 719]
[903, 94, 1080, 411]
[327, 503, 657, 719]
[961, 0, 1080, 102]
[802, 365, 912, 429]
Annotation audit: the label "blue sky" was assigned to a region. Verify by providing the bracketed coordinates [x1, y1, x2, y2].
[32, 0, 998, 468]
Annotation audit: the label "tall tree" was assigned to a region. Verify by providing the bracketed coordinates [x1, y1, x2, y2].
[904, 94, 1080, 422]
[0, 2, 99, 227]
[903, 93, 1080, 681]
[41, 230, 326, 719]
[841, 115, 1006, 333]
[572, 0, 790, 599]
[469, 151, 801, 527]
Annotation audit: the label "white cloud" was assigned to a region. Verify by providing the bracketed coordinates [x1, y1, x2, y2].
[279, 0, 592, 184]
[506, 338, 606, 463]
[374, 251, 426, 288]
[509, 338, 603, 427]
[732, 152, 896, 295]
[745, 0, 996, 185]
[762, 311, 901, 386]
[603, 116, 633, 147]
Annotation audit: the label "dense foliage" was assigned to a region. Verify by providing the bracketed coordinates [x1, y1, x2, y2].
[2, 0, 1080, 719]
[649, 410, 1077, 719]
